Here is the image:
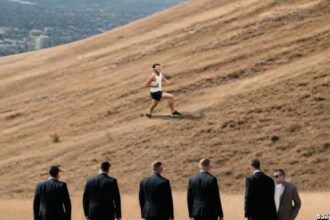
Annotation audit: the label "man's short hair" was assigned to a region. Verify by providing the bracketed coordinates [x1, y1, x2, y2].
[274, 169, 285, 177]
[152, 161, 162, 170]
[100, 161, 111, 171]
[152, 63, 161, 69]
[49, 165, 61, 177]
[199, 158, 210, 167]
[251, 159, 261, 169]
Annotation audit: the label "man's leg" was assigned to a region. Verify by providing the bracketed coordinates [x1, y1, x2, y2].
[149, 100, 159, 115]
[161, 92, 175, 113]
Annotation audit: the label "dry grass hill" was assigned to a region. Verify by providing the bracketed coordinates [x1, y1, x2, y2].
[0, 0, 329, 199]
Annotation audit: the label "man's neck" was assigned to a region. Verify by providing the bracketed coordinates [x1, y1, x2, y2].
[99, 170, 108, 175]
[200, 169, 209, 173]
[48, 177, 58, 180]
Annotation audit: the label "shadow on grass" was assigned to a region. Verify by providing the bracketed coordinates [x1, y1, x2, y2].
[143, 112, 204, 121]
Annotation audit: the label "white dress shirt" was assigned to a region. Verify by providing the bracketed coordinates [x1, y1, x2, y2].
[275, 184, 285, 212]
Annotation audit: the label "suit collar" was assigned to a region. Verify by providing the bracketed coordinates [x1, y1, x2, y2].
[152, 172, 162, 177]
[253, 169, 262, 174]
[278, 181, 288, 188]
[198, 170, 211, 176]
[99, 172, 108, 177]
[252, 170, 264, 176]
[279, 183, 288, 205]
[48, 177, 59, 182]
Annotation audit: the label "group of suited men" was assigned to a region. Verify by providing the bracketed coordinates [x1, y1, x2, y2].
[33, 159, 301, 220]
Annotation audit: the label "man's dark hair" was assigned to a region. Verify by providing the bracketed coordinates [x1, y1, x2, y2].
[274, 169, 285, 177]
[251, 159, 261, 169]
[49, 165, 61, 177]
[200, 158, 211, 167]
[152, 161, 162, 170]
[152, 63, 161, 69]
[100, 161, 111, 172]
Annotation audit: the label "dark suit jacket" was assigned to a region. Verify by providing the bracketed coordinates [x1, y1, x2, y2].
[33, 178, 71, 220]
[278, 182, 301, 220]
[139, 173, 174, 219]
[83, 173, 121, 220]
[187, 171, 224, 220]
[245, 171, 277, 220]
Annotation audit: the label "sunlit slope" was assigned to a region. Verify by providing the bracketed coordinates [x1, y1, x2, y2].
[0, 0, 329, 198]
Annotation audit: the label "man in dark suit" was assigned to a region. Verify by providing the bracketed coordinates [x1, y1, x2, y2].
[139, 161, 174, 220]
[83, 161, 121, 220]
[33, 165, 71, 220]
[273, 169, 301, 220]
[187, 159, 224, 220]
[244, 159, 277, 220]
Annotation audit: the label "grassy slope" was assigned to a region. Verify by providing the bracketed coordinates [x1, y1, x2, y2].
[0, 0, 329, 198]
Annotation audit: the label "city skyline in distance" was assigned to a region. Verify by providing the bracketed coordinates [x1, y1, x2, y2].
[0, 0, 186, 56]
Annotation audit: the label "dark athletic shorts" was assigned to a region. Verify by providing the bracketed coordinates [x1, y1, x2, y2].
[150, 91, 163, 101]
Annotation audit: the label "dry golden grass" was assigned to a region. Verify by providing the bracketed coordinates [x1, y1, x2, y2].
[0, 0, 329, 198]
[0, 192, 328, 220]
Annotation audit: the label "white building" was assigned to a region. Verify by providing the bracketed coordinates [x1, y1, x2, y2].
[35, 35, 51, 50]
[29, 29, 43, 38]
[27, 29, 42, 51]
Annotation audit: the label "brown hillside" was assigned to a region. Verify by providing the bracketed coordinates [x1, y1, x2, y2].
[0, 0, 329, 198]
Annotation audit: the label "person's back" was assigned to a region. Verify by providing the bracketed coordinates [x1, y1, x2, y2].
[247, 172, 276, 219]
[139, 161, 174, 220]
[245, 159, 276, 220]
[33, 166, 71, 220]
[83, 161, 121, 220]
[187, 159, 224, 220]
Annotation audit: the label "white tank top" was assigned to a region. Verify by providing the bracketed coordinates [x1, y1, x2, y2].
[150, 72, 162, 93]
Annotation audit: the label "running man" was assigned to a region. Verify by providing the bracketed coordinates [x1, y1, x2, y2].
[144, 63, 182, 118]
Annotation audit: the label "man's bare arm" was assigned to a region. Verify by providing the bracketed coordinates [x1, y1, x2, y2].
[145, 74, 157, 87]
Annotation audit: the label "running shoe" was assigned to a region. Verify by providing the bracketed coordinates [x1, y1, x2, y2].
[144, 113, 152, 119]
[172, 111, 183, 117]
